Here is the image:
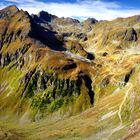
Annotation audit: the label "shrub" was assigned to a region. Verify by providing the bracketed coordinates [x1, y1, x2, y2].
[49, 98, 64, 112]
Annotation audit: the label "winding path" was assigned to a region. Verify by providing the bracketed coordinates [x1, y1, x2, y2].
[105, 82, 133, 140]
[118, 82, 133, 125]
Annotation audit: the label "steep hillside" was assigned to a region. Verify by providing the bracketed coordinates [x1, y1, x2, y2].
[0, 5, 140, 140]
[0, 5, 96, 120]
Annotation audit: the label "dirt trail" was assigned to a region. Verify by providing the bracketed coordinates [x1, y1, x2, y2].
[118, 82, 133, 124]
[104, 82, 133, 140]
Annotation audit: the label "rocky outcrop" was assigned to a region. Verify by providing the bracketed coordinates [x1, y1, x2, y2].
[125, 28, 137, 41]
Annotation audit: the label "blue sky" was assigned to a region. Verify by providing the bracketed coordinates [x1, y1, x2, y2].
[1, 0, 140, 20]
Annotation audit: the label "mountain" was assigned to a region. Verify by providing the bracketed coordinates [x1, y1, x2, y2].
[0, 5, 140, 140]
[32, 10, 58, 23]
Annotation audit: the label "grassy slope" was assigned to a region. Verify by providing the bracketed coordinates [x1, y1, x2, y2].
[0, 63, 140, 140]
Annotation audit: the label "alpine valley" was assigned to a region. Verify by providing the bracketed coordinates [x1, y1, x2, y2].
[1, 5, 140, 140]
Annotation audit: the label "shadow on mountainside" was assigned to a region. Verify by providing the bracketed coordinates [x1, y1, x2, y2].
[29, 17, 66, 51]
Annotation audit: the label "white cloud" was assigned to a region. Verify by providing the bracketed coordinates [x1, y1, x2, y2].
[1, 0, 140, 20]
[5, 0, 37, 3]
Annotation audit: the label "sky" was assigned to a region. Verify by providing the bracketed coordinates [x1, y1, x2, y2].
[1, 0, 140, 21]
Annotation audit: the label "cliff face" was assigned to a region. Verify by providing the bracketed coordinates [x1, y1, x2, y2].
[1, 5, 140, 140]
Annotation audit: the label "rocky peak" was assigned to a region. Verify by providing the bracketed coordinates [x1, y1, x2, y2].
[82, 18, 98, 25]
[79, 18, 98, 32]
[32, 11, 57, 23]
[0, 5, 19, 19]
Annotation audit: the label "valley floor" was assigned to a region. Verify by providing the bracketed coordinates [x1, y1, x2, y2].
[0, 83, 139, 140]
